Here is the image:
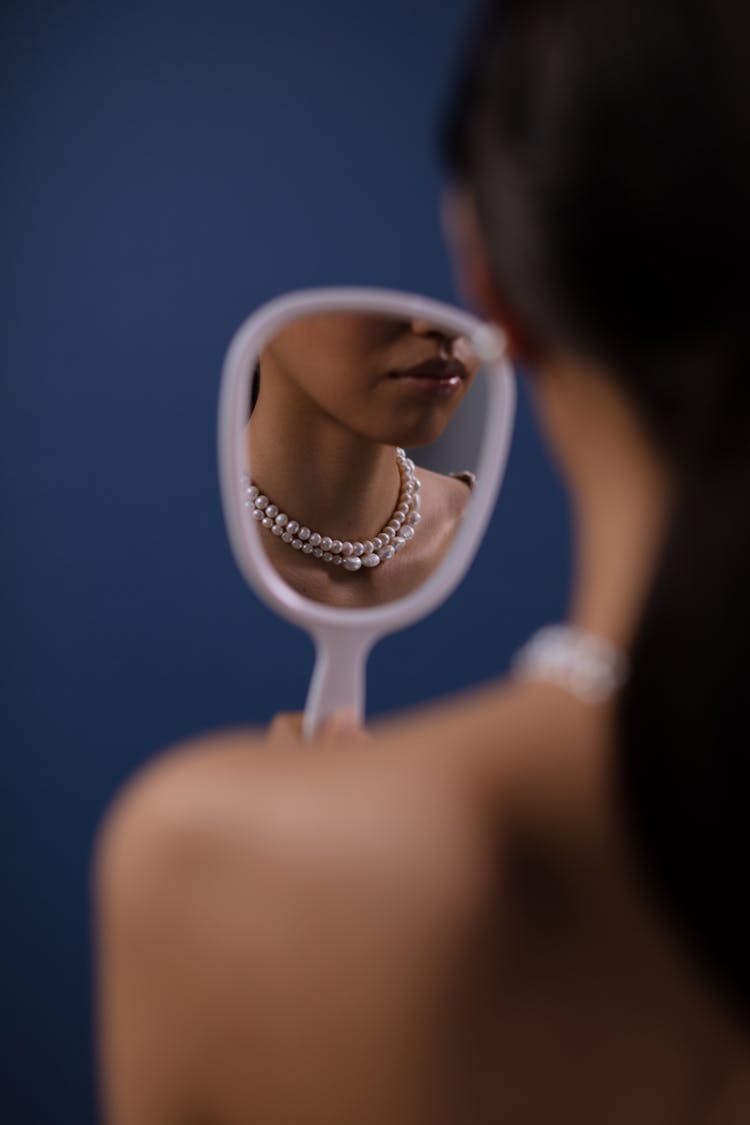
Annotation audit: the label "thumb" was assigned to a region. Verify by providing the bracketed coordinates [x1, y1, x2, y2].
[320, 707, 364, 740]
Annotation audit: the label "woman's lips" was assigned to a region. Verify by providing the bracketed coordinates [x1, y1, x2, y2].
[388, 357, 468, 395]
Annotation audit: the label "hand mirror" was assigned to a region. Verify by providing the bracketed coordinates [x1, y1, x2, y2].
[218, 287, 515, 738]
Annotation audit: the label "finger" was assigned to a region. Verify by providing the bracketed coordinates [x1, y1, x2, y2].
[320, 707, 370, 742]
[266, 712, 304, 743]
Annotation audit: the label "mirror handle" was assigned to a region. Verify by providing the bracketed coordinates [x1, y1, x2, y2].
[302, 628, 375, 741]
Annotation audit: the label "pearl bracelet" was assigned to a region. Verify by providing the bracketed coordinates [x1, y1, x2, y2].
[512, 625, 629, 704]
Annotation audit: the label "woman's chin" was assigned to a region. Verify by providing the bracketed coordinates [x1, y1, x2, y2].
[394, 425, 448, 448]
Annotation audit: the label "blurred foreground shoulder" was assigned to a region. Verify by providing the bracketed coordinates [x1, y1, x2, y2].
[94, 724, 497, 1125]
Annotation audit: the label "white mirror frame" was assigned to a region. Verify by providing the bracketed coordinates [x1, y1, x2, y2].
[218, 287, 516, 738]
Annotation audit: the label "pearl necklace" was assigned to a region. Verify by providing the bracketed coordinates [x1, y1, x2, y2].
[242, 448, 422, 572]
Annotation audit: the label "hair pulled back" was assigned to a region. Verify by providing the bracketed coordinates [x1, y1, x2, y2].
[441, 0, 750, 1016]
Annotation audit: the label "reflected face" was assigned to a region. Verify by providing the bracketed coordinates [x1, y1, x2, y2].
[245, 307, 490, 610]
[258, 313, 479, 446]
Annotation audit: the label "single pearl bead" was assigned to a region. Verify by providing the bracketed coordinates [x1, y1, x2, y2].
[247, 485, 259, 501]
[255, 495, 268, 509]
[362, 553, 380, 568]
[287, 520, 299, 534]
[352, 543, 365, 557]
[271, 525, 283, 536]
[331, 540, 343, 554]
[380, 528, 393, 543]
[291, 539, 303, 550]
[363, 540, 374, 554]
[302, 544, 313, 554]
[266, 504, 279, 518]
[393, 536, 406, 550]
[408, 511, 421, 526]
[281, 531, 293, 543]
[401, 525, 415, 540]
[341, 542, 353, 557]
[275, 512, 288, 526]
[379, 546, 395, 560]
[299, 527, 311, 541]
[252, 509, 264, 521]
[262, 516, 274, 528]
[333, 556, 343, 566]
[397, 503, 409, 516]
[309, 532, 321, 547]
[372, 537, 383, 550]
[343, 557, 362, 571]
[321, 536, 333, 551]
[313, 548, 323, 558]
[322, 552, 333, 562]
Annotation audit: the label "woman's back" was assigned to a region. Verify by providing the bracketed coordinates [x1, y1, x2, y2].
[97, 680, 750, 1125]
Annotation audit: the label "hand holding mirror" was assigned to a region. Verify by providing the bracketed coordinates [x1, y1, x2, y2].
[218, 288, 515, 737]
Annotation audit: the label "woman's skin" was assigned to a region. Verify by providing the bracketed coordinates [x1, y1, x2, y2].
[95, 197, 750, 1124]
[248, 314, 478, 606]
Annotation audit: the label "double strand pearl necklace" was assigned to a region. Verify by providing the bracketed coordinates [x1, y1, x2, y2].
[242, 448, 421, 572]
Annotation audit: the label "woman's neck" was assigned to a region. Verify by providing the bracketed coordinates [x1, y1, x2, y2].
[531, 350, 675, 653]
[248, 376, 401, 542]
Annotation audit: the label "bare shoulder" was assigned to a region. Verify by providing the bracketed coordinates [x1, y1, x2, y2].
[96, 718, 493, 949]
[96, 676, 607, 926]
[95, 714, 505, 1124]
[96, 685, 750, 1125]
[416, 464, 473, 524]
[95, 681, 618, 1124]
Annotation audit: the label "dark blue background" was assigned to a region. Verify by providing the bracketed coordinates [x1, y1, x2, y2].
[2, 2, 569, 1121]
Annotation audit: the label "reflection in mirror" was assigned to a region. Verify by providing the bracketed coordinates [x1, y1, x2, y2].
[241, 312, 486, 608]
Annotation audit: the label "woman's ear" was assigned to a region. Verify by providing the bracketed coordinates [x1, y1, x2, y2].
[440, 186, 541, 363]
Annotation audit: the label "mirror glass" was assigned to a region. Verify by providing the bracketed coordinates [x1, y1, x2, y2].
[240, 311, 487, 608]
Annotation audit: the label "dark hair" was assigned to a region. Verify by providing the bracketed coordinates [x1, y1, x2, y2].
[441, 0, 750, 1016]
